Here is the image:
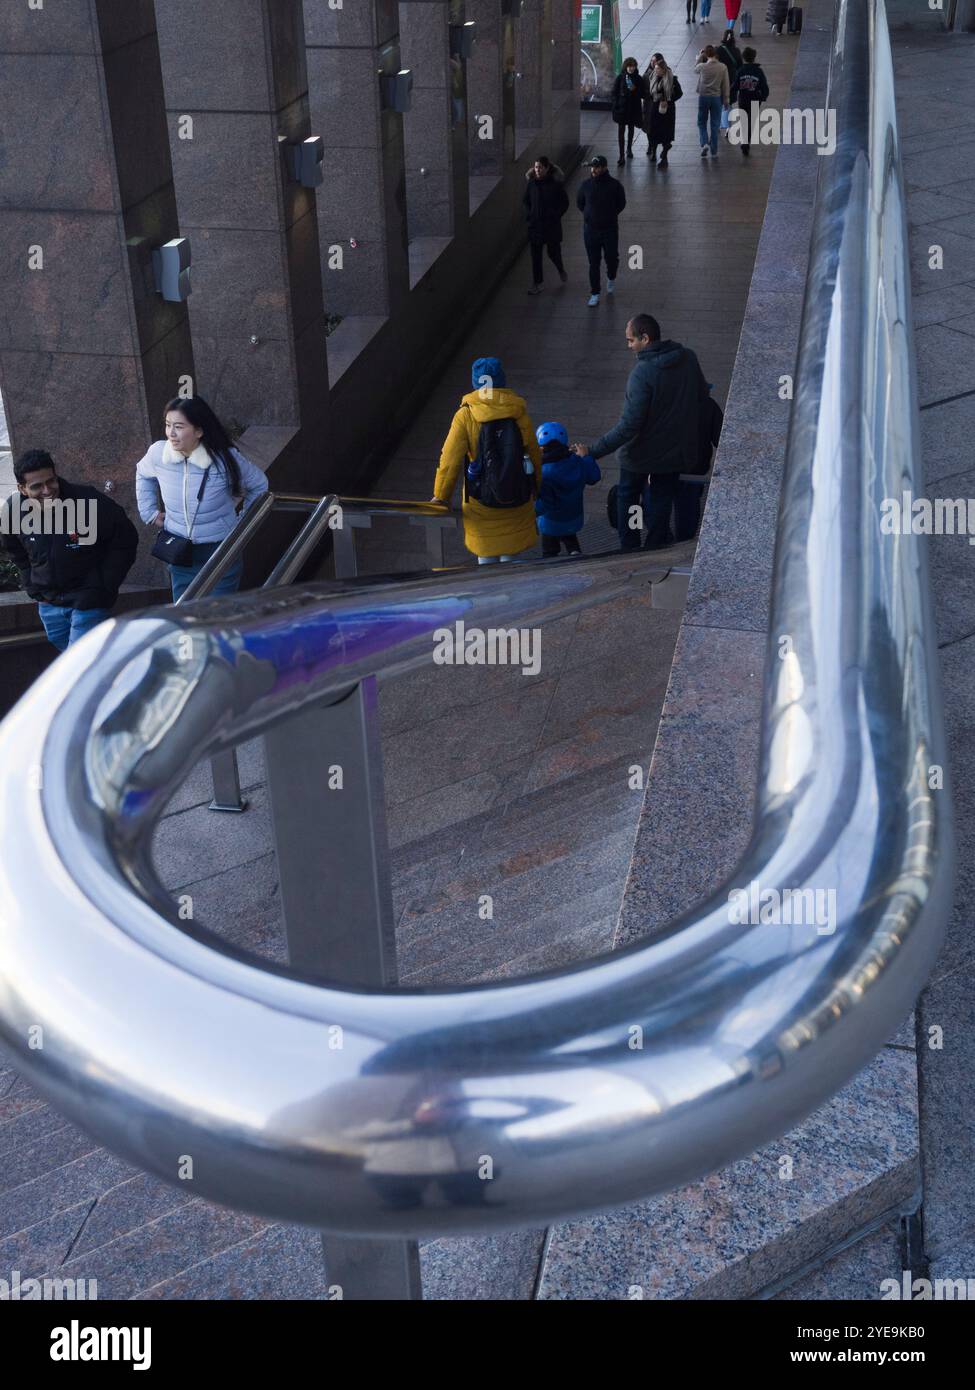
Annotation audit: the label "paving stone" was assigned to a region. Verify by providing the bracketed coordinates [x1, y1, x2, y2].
[769, 1221, 902, 1300]
[136, 1223, 329, 1300]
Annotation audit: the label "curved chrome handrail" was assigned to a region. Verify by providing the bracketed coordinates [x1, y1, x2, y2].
[0, 0, 953, 1237]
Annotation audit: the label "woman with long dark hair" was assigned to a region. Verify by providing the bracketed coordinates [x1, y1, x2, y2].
[611, 57, 648, 166]
[135, 395, 268, 601]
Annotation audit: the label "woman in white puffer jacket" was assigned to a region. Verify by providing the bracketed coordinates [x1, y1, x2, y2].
[135, 395, 268, 601]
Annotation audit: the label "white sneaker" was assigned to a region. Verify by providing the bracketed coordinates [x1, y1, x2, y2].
[587, 293, 600, 307]
[606, 279, 616, 295]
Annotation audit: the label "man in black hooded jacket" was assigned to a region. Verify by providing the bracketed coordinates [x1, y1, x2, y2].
[1, 448, 138, 651]
[574, 314, 711, 550]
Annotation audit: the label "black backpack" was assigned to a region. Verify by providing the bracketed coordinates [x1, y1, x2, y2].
[464, 413, 533, 508]
[671, 74, 683, 101]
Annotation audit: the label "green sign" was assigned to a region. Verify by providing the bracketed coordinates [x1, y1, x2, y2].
[581, 3, 602, 44]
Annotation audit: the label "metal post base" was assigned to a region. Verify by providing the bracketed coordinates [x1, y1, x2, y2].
[208, 748, 246, 813]
[321, 1235, 423, 1301]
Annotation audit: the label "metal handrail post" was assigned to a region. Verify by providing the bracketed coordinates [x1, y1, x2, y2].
[264, 675, 420, 1297]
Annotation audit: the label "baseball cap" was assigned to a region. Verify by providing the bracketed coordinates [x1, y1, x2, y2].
[588, 154, 608, 168]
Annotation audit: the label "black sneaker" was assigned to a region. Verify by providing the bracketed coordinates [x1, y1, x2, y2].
[617, 157, 625, 166]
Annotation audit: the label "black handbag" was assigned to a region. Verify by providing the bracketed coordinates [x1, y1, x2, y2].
[150, 467, 209, 566]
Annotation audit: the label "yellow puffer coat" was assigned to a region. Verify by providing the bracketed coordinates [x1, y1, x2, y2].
[433, 389, 543, 558]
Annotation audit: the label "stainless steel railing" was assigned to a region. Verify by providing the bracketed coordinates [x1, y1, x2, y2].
[0, 0, 953, 1243]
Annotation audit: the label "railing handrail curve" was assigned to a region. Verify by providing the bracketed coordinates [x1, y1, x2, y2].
[0, 0, 953, 1238]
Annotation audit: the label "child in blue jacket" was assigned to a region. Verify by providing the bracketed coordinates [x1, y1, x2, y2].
[534, 422, 601, 556]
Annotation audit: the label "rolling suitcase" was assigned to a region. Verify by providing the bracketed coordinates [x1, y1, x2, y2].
[787, 5, 802, 33]
[740, 10, 752, 36]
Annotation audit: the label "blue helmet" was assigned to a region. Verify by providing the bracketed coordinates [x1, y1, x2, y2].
[536, 421, 568, 447]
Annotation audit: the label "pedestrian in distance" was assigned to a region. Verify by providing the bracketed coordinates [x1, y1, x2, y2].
[643, 54, 679, 168]
[731, 47, 770, 155]
[429, 357, 542, 564]
[573, 315, 711, 552]
[1, 448, 138, 652]
[716, 30, 743, 136]
[686, 0, 698, 23]
[611, 57, 648, 165]
[534, 422, 600, 557]
[135, 395, 269, 602]
[724, 0, 743, 33]
[576, 154, 627, 307]
[699, 0, 714, 22]
[766, 0, 788, 33]
[523, 156, 569, 295]
[695, 45, 730, 158]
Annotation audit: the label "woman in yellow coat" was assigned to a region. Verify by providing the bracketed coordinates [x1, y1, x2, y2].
[430, 357, 543, 562]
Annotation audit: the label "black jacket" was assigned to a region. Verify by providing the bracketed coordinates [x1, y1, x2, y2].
[716, 42, 743, 89]
[611, 71, 648, 124]
[591, 340, 711, 474]
[523, 167, 570, 242]
[732, 62, 770, 104]
[1, 478, 138, 609]
[575, 174, 627, 232]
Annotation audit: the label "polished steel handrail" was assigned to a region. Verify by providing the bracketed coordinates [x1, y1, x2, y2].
[0, 0, 953, 1237]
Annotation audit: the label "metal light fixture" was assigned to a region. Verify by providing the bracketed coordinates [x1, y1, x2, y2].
[152, 238, 191, 302]
[284, 135, 324, 188]
[449, 20, 477, 58]
[381, 68, 413, 113]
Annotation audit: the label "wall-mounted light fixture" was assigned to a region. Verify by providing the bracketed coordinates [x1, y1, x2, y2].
[449, 20, 477, 59]
[381, 68, 413, 113]
[284, 135, 325, 187]
[152, 238, 191, 302]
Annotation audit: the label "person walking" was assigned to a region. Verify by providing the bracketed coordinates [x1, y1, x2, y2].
[695, 45, 729, 159]
[611, 57, 648, 166]
[523, 156, 569, 295]
[731, 47, 770, 155]
[716, 29, 742, 137]
[699, 0, 714, 23]
[534, 422, 600, 557]
[573, 315, 710, 552]
[766, 0, 788, 33]
[686, 0, 698, 21]
[135, 395, 268, 601]
[1, 448, 138, 651]
[576, 154, 626, 307]
[724, 0, 743, 33]
[429, 357, 542, 564]
[643, 54, 678, 168]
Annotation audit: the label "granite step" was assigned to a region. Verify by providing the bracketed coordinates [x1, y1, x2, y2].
[537, 1046, 919, 1301]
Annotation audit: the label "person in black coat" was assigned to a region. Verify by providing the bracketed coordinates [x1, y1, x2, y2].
[766, 0, 788, 33]
[1, 448, 138, 651]
[611, 57, 648, 165]
[575, 155, 627, 305]
[523, 157, 570, 295]
[731, 47, 770, 154]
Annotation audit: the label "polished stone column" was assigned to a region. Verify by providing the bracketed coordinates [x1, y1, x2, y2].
[0, 0, 193, 544]
[155, 0, 328, 432]
[551, 0, 578, 97]
[399, 1, 461, 241]
[514, 0, 551, 154]
[466, 0, 509, 180]
[305, 0, 410, 319]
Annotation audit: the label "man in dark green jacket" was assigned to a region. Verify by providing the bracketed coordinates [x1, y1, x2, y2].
[574, 314, 710, 550]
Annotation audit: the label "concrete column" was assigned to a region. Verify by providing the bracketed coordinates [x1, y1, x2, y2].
[467, 0, 509, 179]
[155, 0, 329, 432]
[0, 0, 194, 577]
[305, 0, 410, 319]
[399, 1, 455, 239]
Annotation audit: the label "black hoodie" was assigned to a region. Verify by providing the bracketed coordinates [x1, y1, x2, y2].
[1, 478, 138, 609]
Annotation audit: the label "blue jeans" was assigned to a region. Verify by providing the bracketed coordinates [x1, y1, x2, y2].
[700, 0, 713, 17]
[698, 94, 722, 154]
[617, 471, 683, 551]
[37, 602, 110, 653]
[169, 541, 244, 602]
